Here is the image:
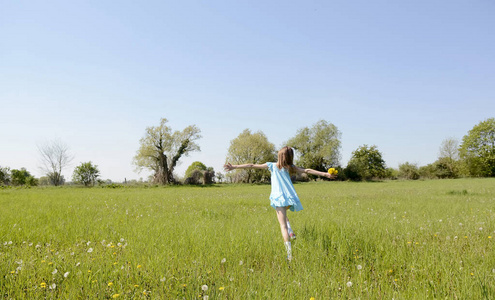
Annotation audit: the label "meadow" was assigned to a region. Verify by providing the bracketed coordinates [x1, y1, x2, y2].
[1, 179, 495, 299]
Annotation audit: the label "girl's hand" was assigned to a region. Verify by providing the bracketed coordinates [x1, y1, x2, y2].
[325, 173, 337, 180]
[224, 163, 235, 172]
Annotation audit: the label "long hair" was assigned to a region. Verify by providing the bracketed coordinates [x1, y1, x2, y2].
[277, 146, 296, 175]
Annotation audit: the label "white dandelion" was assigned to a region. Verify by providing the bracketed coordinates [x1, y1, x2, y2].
[120, 238, 125, 242]
[203, 296, 209, 300]
[202, 285, 208, 291]
[160, 277, 166, 282]
[64, 272, 70, 278]
[76, 262, 81, 267]
[49, 283, 56, 290]
[221, 258, 226, 264]
[87, 248, 93, 253]
[347, 281, 353, 287]
[239, 260, 244, 265]
[52, 269, 58, 275]
[357, 265, 363, 270]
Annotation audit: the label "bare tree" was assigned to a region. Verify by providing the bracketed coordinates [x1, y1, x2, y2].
[437, 137, 460, 178]
[439, 138, 460, 161]
[38, 140, 73, 186]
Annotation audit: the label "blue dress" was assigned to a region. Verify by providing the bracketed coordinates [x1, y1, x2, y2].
[266, 162, 303, 212]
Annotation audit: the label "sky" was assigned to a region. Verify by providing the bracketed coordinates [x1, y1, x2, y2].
[1, 0, 494, 182]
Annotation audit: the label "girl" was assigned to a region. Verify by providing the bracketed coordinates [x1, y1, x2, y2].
[224, 146, 336, 261]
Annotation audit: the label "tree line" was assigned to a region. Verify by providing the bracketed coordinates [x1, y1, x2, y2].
[1, 117, 494, 187]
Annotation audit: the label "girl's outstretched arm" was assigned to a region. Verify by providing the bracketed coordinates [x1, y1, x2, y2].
[294, 166, 337, 179]
[224, 163, 268, 171]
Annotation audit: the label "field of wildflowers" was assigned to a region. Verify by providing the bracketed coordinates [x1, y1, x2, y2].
[1, 178, 494, 299]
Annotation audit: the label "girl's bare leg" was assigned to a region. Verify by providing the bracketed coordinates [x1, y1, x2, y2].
[276, 207, 289, 242]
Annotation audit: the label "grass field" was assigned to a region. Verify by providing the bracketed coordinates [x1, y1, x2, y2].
[1, 179, 495, 299]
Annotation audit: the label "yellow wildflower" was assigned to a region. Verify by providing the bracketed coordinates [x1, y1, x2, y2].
[108, 282, 113, 286]
[219, 287, 225, 291]
[40, 282, 47, 288]
[112, 294, 120, 298]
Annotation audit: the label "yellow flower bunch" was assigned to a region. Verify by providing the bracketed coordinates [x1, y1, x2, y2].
[328, 168, 338, 175]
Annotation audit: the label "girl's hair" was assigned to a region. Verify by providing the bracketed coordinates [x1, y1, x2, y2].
[277, 146, 296, 175]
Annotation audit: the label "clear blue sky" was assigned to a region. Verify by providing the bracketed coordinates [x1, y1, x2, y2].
[1, 0, 494, 182]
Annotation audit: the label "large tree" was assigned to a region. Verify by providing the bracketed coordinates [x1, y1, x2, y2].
[286, 120, 341, 172]
[37, 140, 73, 186]
[133, 118, 201, 184]
[225, 129, 276, 183]
[72, 161, 100, 187]
[459, 118, 495, 177]
[345, 145, 386, 180]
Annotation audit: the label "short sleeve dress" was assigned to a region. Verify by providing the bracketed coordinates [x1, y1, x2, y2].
[266, 162, 303, 212]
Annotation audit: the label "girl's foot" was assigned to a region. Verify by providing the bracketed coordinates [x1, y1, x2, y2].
[289, 233, 296, 240]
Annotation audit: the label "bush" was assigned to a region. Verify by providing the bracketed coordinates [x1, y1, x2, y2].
[398, 162, 420, 180]
[345, 145, 387, 181]
[419, 164, 437, 179]
[0, 166, 10, 185]
[11, 168, 38, 186]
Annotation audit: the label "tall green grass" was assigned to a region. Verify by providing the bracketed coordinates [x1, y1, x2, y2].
[1, 179, 494, 299]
